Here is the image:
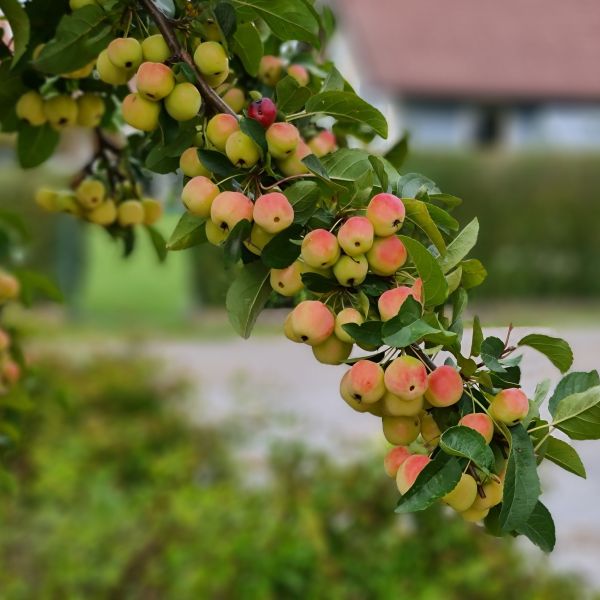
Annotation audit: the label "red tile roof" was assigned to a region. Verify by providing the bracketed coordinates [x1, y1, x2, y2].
[334, 0, 600, 101]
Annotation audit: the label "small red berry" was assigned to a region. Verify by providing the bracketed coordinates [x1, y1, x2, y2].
[247, 98, 277, 128]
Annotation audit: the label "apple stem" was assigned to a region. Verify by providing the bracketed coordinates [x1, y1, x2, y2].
[138, 0, 237, 118]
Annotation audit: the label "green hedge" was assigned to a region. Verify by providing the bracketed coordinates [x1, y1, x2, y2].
[0, 354, 595, 599]
[404, 151, 600, 298]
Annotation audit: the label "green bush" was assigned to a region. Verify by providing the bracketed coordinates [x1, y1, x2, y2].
[0, 355, 596, 599]
[404, 151, 600, 298]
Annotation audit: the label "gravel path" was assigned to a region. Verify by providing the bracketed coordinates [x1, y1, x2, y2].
[146, 324, 600, 587]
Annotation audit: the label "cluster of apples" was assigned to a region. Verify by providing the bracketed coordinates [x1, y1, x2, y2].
[15, 90, 105, 130]
[0, 271, 22, 394]
[35, 179, 162, 228]
[258, 55, 311, 89]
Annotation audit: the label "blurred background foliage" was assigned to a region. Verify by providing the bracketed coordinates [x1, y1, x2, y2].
[0, 354, 597, 600]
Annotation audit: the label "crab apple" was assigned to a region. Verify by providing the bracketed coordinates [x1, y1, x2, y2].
[35, 188, 60, 212]
[122, 93, 160, 131]
[366, 236, 407, 276]
[301, 229, 340, 269]
[382, 415, 421, 446]
[96, 49, 130, 85]
[43, 95, 78, 129]
[193, 42, 229, 87]
[165, 83, 202, 121]
[206, 113, 240, 151]
[266, 122, 300, 159]
[382, 391, 423, 417]
[62, 59, 95, 79]
[2, 360, 21, 386]
[384, 355, 428, 401]
[287, 64, 310, 86]
[420, 411, 442, 449]
[136, 62, 175, 101]
[76, 94, 105, 128]
[87, 200, 117, 226]
[270, 261, 304, 296]
[290, 300, 334, 346]
[277, 140, 311, 177]
[211, 191, 253, 233]
[0, 272, 20, 301]
[471, 479, 504, 511]
[142, 198, 163, 226]
[258, 55, 284, 86]
[225, 132, 260, 169]
[308, 131, 337, 157]
[205, 220, 228, 246]
[312, 335, 352, 365]
[70, 0, 97, 8]
[253, 192, 294, 234]
[202, 19, 221, 41]
[107, 37, 143, 70]
[141, 34, 170, 63]
[346, 360, 386, 404]
[337, 216, 374, 256]
[334, 308, 364, 343]
[459, 413, 494, 444]
[333, 254, 368, 287]
[16, 91, 47, 126]
[245, 224, 274, 255]
[443, 474, 478, 512]
[75, 179, 105, 210]
[284, 312, 302, 343]
[247, 98, 277, 128]
[0, 329, 10, 352]
[179, 147, 210, 178]
[461, 506, 489, 523]
[117, 200, 144, 227]
[366, 193, 406, 237]
[340, 372, 373, 413]
[384, 446, 411, 477]
[396, 454, 430, 494]
[220, 87, 245, 113]
[490, 388, 529, 424]
[378, 285, 421, 321]
[181, 177, 219, 217]
[424, 365, 463, 408]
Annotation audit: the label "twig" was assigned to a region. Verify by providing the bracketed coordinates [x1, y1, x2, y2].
[406, 344, 436, 372]
[259, 173, 317, 191]
[138, 0, 236, 117]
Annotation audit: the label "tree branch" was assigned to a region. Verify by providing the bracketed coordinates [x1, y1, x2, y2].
[138, 0, 236, 118]
[407, 344, 437, 372]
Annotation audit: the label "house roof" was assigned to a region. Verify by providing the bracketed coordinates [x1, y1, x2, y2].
[333, 0, 600, 101]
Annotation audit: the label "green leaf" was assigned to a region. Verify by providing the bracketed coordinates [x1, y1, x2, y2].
[214, 1, 237, 39]
[480, 336, 506, 373]
[460, 258, 487, 289]
[470, 315, 483, 357]
[0, 62, 25, 114]
[305, 91, 388, 139]
[445, 267, 462, 296]
[17, 123, 60, 169]
[198, 149, 241, 178]
[285, 180, 320, 225]
[226, 261, 271, 339]
[553, 385, 600, 440]
[515, 501, 556, 553]
[548, 370, 600, 416]
[14, 269, 63, 305]
[523, 379, 551, 428]
[438, 218, 479, 274]
[398, 236, 447, 307]
[381, 295, 422, 335]
[322, 66, 345, 92]
[402, 198, 446, 255]
[440, 426, 495, 475]
[240, 117, 267, 154]
[398, 173, 439, 199]
[0, 0, 30, 66]
[223, 219, 252, 265]
[544, 437, 586, 478]
[320, 148, 397, 189]
[167, 213, 207, 251]
[145, 226, 167, 263]
[261, 225, 302, 268]
[368, 155, 389, 192]
[232, 22, 263, 76]
[395, 453, 463, 514]
[232, 0, 320, 46]
[518, 334, 573, 373]
[383, 319, 440, 349]
[499, 424, 541, 532]
[152, 0, 175, 17]
[33, 5, 112, 74]
[384, 133, 409, 169]
[276, 76, 312, 113]
[301, 155, 345, 192]
[342, 321, 382, 348]
[301, 272, 339, 293]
